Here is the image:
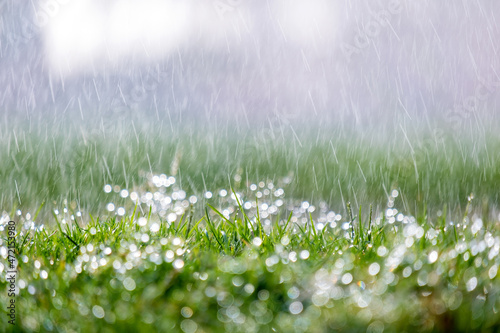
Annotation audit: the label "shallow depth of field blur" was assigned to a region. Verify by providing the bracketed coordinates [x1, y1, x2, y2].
[1, 1, 500, 332]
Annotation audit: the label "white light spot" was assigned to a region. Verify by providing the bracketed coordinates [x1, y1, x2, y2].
[138, 217, 148, 227]
[287, 286, 300, 299]
[167, 213, 177, 223]
[368, 263, 380, 276]
[289, 301, 303, 315]
[300, 250, 310, 260]
[106, 203, 115, 212]
[150, 223, 160, 233]
[252, 237, 263, 247]
[181, 306, 193, 319]
[466, 277, 478, 291]
[489, 265, 498, 279]
[341, 273, 353, 285]
[123, 277, 136, 291]
[173, 259, 184, 269]
[471, 219, 483, 234]
[428, 251, 439, 264]
[92, 305, 105, 319]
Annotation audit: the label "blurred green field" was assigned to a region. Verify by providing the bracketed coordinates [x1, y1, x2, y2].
[1, 119, 500, 332]
[1, 120, 499, 220]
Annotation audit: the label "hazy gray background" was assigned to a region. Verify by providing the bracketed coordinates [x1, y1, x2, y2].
[1, 0, 499, 131]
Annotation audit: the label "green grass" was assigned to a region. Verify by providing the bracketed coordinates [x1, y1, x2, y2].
[2, 194, 500, 332]
[1, 120, 500, 332]
[1, 120, 499, 220]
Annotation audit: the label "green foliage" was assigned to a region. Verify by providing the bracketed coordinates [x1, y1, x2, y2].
[2, 194, 500, 332]
[1, 121, 500, 332]
[1, 122, 499, 220]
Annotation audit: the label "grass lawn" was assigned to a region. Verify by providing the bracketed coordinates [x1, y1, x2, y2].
[1, 119, 500, 332]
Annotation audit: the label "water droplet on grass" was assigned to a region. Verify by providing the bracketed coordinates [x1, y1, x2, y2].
[300, 250, 310, 260]
[289, 301, 303, 315]
[342, 273, 353, 284]
[150, 223, 160, 233]
[287, 286, 300, 299]
[123, 277, 136, 291]
[428, 251, 439, 263]
[92, 305, 105, 319]
[252, 237, 263, 247]
[368, 263, 380, 276]
[173, 259, 184, 269]
[466, 277, 478, 291]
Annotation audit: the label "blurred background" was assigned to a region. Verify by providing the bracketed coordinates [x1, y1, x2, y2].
[1, 0, 500, 219]
[1, 0, 499, 130]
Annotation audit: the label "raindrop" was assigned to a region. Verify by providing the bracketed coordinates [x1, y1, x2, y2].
[300, 250, 310, 260]
[471, 219, 483, 234]
[428, 251, 439, 264]
[205, 287, 216, 298]
[181, 307, 193, 319]
[252, 237, 263, 247]
[368, 263, 380, 276]
[92, 305, 105, 319]
[232, 276, 244, 287]
[258, 290, 269, 301]
[489, 265, 498, 279]
[130, 192, 139, 201]
[341, 273, 353, 285]
[281, 236, 290, 246]
[466, 277, 478, 291]
[123, 277, 136, 291]
[287, 286, 300, 299]
[138, 218, 148, 227]
[377, 246, 388, 257]
[244, 284, 255, 294]
[289, 301, 303, 315]
[173, 259, 185, 269]
[180, 319, 197, 333]
[150, 223, 160, 233]
[402, 266, 412, 278]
